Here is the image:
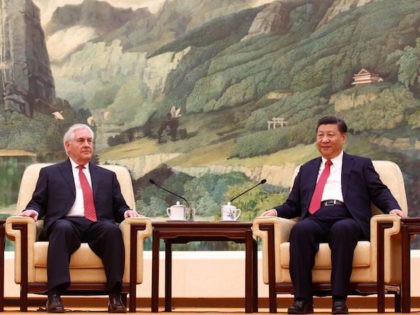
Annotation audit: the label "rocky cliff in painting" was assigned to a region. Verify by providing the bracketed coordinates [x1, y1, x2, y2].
[0, 0, 56, 117]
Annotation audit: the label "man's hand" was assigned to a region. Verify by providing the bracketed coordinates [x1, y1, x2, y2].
[260, 209, 277, 217]
[19, 209, 39, 221]
[389, 209, 406, 217]
[124, 209, 142, 219]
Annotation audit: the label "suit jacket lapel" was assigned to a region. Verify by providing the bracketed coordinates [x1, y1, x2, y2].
[309, 158, 322, 186]
[58, 159, 76, 197]
[341, 152, 353, 200]
[306, 158, 322, 206]
[89, 163, 99, 200]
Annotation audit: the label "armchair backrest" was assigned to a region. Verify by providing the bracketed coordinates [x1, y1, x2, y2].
[370, 160, 407, 215]
[291, 160, 407, 215]
[16, 163, 136, 213]
[101, 164, 136, 210]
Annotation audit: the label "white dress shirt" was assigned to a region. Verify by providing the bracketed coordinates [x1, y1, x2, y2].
[317, 151, 344, 202]
[67, 158, 93, 217]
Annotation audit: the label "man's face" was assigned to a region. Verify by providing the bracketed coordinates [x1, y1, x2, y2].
[65, 128, 94, 165]
[316, 124, 347, 160]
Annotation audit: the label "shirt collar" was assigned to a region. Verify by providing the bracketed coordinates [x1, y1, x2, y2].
[69, 158, 89, 170]
[321, 151, 343, 167]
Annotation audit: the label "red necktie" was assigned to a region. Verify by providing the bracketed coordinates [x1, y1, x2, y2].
[78, 165, 97, 222]
[308, 160, 332, 214]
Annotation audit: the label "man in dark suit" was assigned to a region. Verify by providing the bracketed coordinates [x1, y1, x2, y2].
[19, 123, 141, 313]
[261, 116, 405, 314]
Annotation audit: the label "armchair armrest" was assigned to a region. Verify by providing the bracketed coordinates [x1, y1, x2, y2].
[120, 216, 153, 240]
[119, 217, 152, 285]
[5, 216, 38, 242]
[252, 216, 296, 284]
[370, 214, 401, 245]
[370, 214, 401, 264]
[119, 216, 152, 310]
[5, 216, 39, 283]
[253, 216, 296, 243]
[370, 214, 402, 284]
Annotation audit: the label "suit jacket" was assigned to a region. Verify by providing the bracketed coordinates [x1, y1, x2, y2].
[26, 159, 130, 233]
[274, 152, 400, 239]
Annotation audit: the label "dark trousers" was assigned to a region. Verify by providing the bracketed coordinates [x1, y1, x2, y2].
[46, 217, 125, 294]
[289, 205, 363, 301]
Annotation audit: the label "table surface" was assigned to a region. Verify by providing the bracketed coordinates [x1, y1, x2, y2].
[151, 221, 254, 239]
[401, 217, 420, 225]
[151, 220, 252, 225]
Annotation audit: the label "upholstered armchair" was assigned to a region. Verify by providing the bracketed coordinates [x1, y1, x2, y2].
[253, 160, 408, 313]
[5, 163, 152, 312]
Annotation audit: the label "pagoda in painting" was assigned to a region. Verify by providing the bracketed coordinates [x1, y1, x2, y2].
[352, 68, 383, 85]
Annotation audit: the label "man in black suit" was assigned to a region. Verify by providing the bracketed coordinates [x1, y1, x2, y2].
[20, 123, 141, 313]
[261, 116, 405, 314]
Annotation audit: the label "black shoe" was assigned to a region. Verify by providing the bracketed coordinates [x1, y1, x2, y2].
[288, 300, 314, 314]
[46, 293, 65, 313]
[332, 300, 349, 314]
[108, 293, 127, 313]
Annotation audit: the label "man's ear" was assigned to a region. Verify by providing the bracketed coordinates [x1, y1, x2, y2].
[64, 141, 70, 153]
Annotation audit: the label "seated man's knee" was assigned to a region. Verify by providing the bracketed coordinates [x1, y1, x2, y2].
[331, 220, 359, 236]
[100, 222, 122, 239]
[49, 219, 74, 235]
[290, 221, 315, 242]
[330, 219, 361, 243]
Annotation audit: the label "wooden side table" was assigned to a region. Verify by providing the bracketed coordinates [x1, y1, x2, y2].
[151, 221, 258, 313]
[400, 218, 420, 313]
[377, 217, 420, 313]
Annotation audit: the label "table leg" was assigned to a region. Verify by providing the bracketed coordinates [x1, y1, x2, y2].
[245, 230, 253, 313]
[252, 238, 258, 312]
[401, 224, 411, 313]
[261, 224, 277, 313]
[0, 221, 5, 312]
[151, 230, 160, 312]
[376, 222, 390, 313]
[394, 292, 401, 312]
[165, 241, 172, 312]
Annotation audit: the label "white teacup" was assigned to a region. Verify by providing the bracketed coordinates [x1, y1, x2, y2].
[167, 201, 187, 220]
[221, 202, 241, 221]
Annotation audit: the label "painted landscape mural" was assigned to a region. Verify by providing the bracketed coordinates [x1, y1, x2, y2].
[0, 0, 419, 249]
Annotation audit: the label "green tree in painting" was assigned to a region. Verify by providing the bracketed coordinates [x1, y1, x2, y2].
[224, 183, 288, 221]
[397, 39, 420, 89]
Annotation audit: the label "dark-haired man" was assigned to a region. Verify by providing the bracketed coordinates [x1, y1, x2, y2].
[262, 116, 404, 314]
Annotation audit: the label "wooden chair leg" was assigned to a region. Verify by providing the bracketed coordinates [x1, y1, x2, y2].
[15, 223, 29, 312]
[261, 223, 277, 313]
[0, 221, 5, 312]
[128, 288, 136, 312]
[121, 293, 128, 310]
[394, 291, 401, 313]
[128, 224, 145, 312]
[20, 285, 28, 312]
[269, 290, 277, 313]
